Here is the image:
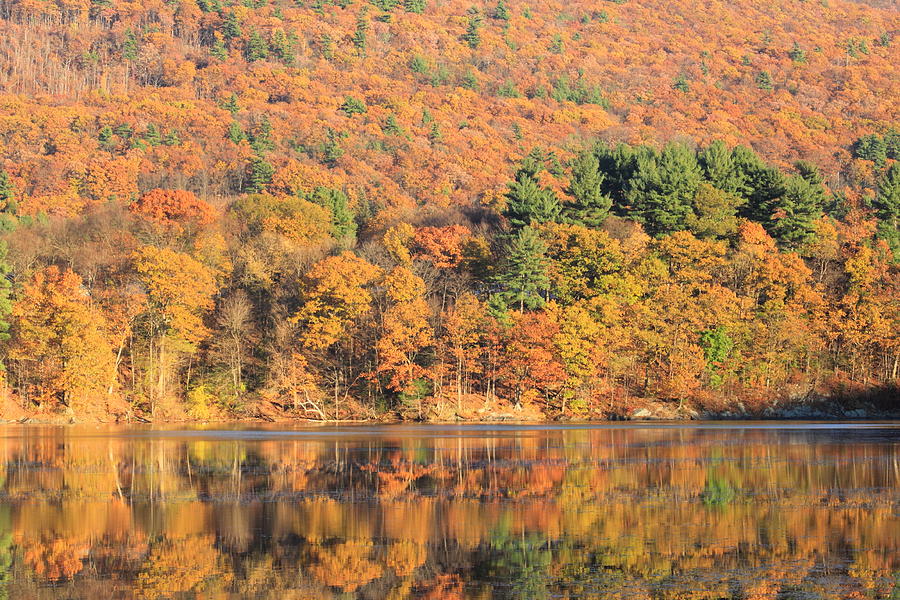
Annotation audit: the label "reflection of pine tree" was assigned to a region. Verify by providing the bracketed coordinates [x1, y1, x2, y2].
[476, 527, 552, 600]
[702, 470, 737, 506]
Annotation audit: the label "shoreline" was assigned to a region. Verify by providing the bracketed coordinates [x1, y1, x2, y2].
[3, 390, 896, 426]
[5, 406, 898, 426]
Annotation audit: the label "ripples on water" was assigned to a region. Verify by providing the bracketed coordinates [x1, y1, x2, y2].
[0, 422, 896, 599]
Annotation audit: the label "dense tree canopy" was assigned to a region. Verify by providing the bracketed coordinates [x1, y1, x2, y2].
[0, 0, 895, 421]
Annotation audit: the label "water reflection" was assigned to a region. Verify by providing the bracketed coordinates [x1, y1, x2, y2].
[0, 423, 897, 599]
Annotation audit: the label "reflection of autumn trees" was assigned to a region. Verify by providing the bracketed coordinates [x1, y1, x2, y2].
[309, 540, 383, 592]
[0, 426, 896, 598]
[135, 535, 232, 599]
[387, 540, 426, 578]
[22, 537, 87, 581]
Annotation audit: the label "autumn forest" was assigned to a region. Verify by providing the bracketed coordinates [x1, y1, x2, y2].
[0, 0, 897, 422]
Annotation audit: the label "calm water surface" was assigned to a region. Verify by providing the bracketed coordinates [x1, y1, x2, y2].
[0, 422, 897, 599]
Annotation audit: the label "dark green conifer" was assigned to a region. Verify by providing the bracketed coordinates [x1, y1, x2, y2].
[226, 121, 245, 144]
[223, 12, 242, 40]
[504, 160, 561, 230]
[494, 0, 509, 20]
[494, 226, 550, 311]
[462, 7, 482, 49]
[246, 30, 269, 61]
[562, 150, 612, 228]
[353, 8, 369, 57]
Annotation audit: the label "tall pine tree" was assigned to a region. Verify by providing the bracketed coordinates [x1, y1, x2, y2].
[873, 163, 900, 255]
[494, 226, 550, 311]
[732, 145, 787, 222]
[562, 150, 611, 227]
[462, 7, 483, 49]
[0, 241, 12, 353]
[504, 162, 560, 230]
[623, 142, 702, 235]
[698, 140, 744, 194]
[246, 30, 269, 61]
[764, 174, 823, 247]
[353, 8, 369, 57]
[309, 186, 358, 244]
[0, 171, 17, 233]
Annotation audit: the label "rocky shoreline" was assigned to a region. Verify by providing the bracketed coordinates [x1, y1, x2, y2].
[5, 403, 898, 426]
[625, 399, 898, 421]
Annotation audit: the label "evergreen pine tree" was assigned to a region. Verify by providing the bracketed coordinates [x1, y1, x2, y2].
[854, 134, 888, 167]
[764, 174, 823, 247]
[755, 70, 774, 91]
[309, 187, 358, 243]
[699, 140, 744, 194]
[143, 124, 162, 146]
[549, 34, 564, 54]
[114, 124, 133, 139]
[428, 121, 441, 142]
[223, 12, 242, 40]
[884, 128, 900, 160]
[623, 142, 702, 235]
[320, 33, 335, 60]
[873, 163, 899, 254]
[788, 42, 807, 63]
[460, 69, 479, 90]
[250, 116, 275, 154]
[382, 114, 404, 136]
[731, 145, 786, 221]
[340, 96, 367, 116]
[98, 125, 114, 150]
[404, 0, 426, 13]
[562, 150, 611, 227]
[494, 0, 509, 20]
[596, 142, 653, 206]
[211, 38, 228, 60]
[226, 121, 245, 143]
[462, 7, 482, 49]
[0, 171, 16, 215]
[795, 160, 826, 193]
[0, 241, 12, 350]
[121, 29, 139, 61]
[494, 226, 550, 312]
[246, 155, 274, 192]
[222, 93, 240, 115]
[246, 30, 269, 61]
[0, 171, 17, 232]
[353, 8, 369, 57]
[504, 162, 561, 230]
[321, 128, 346, 166]
[270, 29, 295, 65]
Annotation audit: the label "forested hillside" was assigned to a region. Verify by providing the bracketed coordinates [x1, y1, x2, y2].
[0, 0, 896, 421]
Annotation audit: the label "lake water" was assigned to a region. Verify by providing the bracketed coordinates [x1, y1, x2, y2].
[0, 422, 897, 599]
